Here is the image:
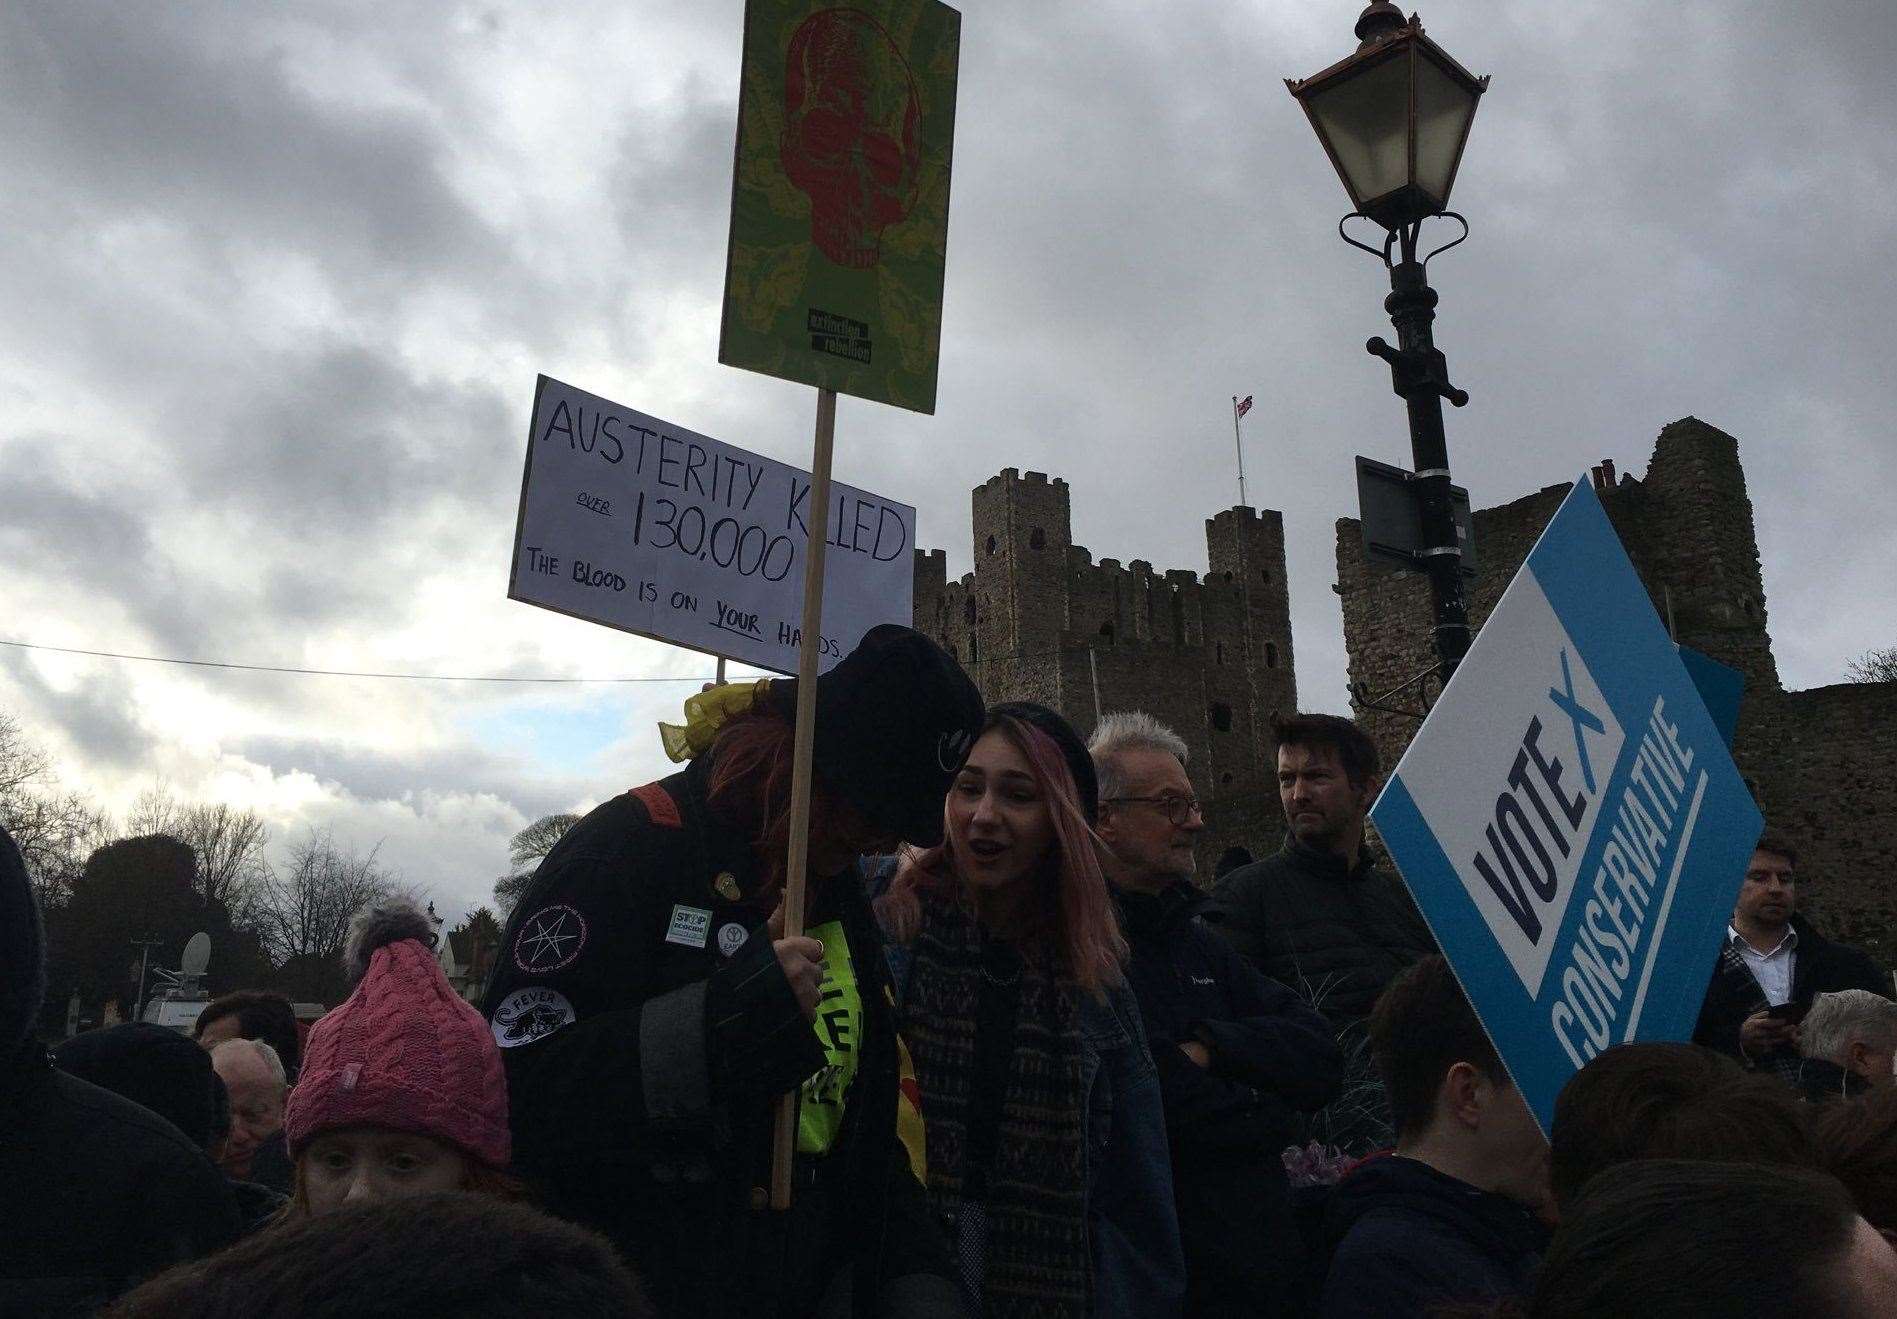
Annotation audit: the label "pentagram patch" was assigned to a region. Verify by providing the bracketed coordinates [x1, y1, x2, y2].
[513, 904, 588, 974]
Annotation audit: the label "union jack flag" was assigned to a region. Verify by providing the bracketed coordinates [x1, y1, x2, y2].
[1235, 395, 1253, 419]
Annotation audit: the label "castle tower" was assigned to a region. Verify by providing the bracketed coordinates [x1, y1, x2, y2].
[1624, 417, 1780, 693]
[969, 469, 1072, 706]
[1202, 507, 1299, 850]
[1207, 506, 1297, 705]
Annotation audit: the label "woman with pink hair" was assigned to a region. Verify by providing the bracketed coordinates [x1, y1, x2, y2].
[876, 702, 1184, 1317]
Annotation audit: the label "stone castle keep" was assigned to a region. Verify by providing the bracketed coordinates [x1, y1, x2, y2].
[914, 419, 1897, 963]
[912, 470, 1297, 876]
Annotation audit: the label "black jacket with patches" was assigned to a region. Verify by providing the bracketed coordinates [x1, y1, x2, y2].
[1119, 881, 1343, 1318]
[1204, 837, 1437, 1030]
[1692, 912, 1891, 1069]
[481, 756, 956, 1319]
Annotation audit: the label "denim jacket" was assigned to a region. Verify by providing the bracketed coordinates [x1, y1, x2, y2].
[865, 858, 1185, 1316]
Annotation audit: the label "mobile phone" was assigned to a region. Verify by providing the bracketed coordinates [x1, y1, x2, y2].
[1766, 1000, 1810, 1025]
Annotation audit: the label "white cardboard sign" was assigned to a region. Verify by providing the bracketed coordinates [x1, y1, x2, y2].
[509, 376, 915, 674]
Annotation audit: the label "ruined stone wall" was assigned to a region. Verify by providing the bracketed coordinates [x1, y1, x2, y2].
[1737, 682, 1897, 965]
[915, 468, 1298, 879]
[1335, 417, 1897, 964]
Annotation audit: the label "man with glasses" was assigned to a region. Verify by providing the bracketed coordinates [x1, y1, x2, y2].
[1204, 713, 1435, 1034]
[1091, 712, 1342, 1317]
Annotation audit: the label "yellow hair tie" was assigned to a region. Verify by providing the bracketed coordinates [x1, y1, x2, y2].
[658, 678, 774, 763]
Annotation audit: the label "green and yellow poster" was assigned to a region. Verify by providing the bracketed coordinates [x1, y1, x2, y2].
[719, 0, 961, 414]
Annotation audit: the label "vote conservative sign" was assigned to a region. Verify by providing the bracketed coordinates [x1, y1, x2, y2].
[1371, 476, 1763, 1133]
[508, 376, 915, 675]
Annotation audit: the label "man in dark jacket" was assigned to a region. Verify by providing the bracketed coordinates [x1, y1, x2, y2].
[1092, 712, 1343, 1318]
[0, 826, 241, 1317]
[1204, 713, 1434, 1030]
[54, 1024, 289, 1232]
[1693, 837, 1891, 1085]
[483, 626, 981, 1318]
[1319, 956, 1550, 1318]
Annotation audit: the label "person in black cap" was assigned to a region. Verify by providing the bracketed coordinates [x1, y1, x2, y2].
[53, 1023, 290, 1232]
[0, 826, 241, 1315]
[872, 702, 1186, 1317]
[482, 624, 981, 1318]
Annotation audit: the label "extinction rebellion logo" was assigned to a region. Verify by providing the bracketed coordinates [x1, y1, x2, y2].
[808, 309, 871, 363]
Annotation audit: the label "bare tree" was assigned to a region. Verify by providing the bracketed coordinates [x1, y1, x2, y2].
[253, 828, 397, 969]
[0, 712, 52, 802]
[510, 814, 581, 871]
[178, 803, 271, 915]
[4, 787, 111, 908]
[0, 713, 110, 906]
[125, 780, 187, 837]
[1846, 647, 1897, 684]
[494, 869, 533, 915]
[494, 812, 580, 915]
[116, 782, 270, 914]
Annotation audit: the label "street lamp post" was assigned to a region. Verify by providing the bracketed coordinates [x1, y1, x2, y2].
[1288, 1, 1489, 685]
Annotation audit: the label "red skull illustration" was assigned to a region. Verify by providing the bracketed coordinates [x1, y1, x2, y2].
[780, 8, 923, 270]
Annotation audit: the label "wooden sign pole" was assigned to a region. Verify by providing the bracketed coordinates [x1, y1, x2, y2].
[770, 385, 837, 1210]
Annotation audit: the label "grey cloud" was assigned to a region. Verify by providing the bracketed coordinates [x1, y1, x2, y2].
[0, 650, 155, 772]
[0, 7, 500, 282]
[237, 733, 583, 826]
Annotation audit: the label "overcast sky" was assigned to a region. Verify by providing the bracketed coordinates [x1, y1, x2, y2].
[3, 2, 1891, 929]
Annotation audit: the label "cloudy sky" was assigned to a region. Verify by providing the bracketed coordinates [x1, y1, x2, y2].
[2, 2, 1891, 928]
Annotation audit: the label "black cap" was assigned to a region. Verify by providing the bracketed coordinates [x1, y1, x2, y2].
[770, 625, 985, 848]
[55, 1022, 224, 1149]
[991, 702, 1098, 823]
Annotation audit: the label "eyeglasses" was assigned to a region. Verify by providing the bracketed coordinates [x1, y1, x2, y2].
[1102, 795, 1203, 826]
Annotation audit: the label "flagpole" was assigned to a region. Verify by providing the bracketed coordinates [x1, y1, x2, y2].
[1232, 395, 1249, 509]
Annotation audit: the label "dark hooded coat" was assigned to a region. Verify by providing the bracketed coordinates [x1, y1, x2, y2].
[0, 827, 241, 1317]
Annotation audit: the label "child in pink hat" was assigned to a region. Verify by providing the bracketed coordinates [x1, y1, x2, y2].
[283, 900, 517, 1216]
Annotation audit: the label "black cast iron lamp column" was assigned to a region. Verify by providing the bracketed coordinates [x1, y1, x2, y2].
[1288, 1, 1489, 682]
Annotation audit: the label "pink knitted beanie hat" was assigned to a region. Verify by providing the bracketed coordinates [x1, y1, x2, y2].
[285, 900, 511, 1170]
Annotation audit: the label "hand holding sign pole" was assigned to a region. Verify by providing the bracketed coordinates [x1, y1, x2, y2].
[720, 0, 962, 1210]
[770, 386, 835, 1209]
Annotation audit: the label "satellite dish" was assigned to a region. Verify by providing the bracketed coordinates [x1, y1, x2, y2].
[180, 932, 212, 977]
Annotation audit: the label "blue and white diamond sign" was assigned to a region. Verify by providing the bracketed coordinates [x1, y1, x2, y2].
[1372, 476, 1763, 1134]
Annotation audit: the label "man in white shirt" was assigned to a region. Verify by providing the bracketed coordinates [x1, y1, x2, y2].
[1694, 837, 1890, 1076]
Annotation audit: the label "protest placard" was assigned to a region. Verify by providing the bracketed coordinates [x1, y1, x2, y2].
[718, 0, 962, 414]
[507, 376, 915, 675]
[1371, 476, 1763, 1133]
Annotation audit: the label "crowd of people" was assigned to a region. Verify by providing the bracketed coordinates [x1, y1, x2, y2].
[3, 623, 1894, 1317]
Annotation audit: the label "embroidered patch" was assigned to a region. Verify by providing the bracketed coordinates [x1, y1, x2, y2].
[935, 728, 975, 772]
[665, 904, 712, 949]
[716, 922, 750, 957]
[513, 904, 588, 974]
[491, 987, 576, 1048]
[632, 781, 683, 829]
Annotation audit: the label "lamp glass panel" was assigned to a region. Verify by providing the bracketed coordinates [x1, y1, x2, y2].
[1413, 50, 1479, 205]
[1306, 52, 1412, 207]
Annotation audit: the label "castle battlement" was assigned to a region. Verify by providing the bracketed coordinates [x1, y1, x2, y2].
[914, 467, 1299, 879]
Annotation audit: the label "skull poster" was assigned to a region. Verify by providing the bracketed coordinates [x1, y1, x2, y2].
[719, 0, 961, 414]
